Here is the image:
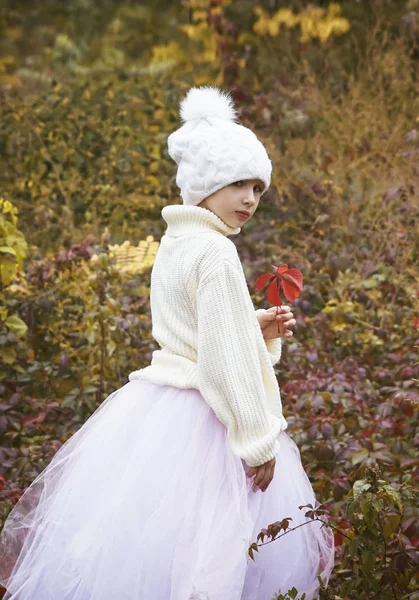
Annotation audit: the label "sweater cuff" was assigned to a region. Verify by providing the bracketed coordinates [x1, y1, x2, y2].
[232, 416, 284, 467]
[255, 308, 283, 367]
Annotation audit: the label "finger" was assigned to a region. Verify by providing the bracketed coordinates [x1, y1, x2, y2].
[276, 316, 293, 326]
[261, 464, 273, 491]
[253, 468, 263, 489]
[277, 312, 294, 322]
[263, 464, 275, 492]
[253, 466, 265, 490]
[282, 317, 296, 327]
[261, 473, 270, 492]
[259, 466, 271, 492]
[260, 475, 267, 492]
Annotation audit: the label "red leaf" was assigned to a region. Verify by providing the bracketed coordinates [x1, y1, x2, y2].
[267, 278, 282, 305]
[255, 273, 275, 291]
[281, 267, 303, 302]
[256, 263, 303, 307]
[281, 276, 302, 302]
[22, 412, 47, 427]
[283, 268, 303, 290]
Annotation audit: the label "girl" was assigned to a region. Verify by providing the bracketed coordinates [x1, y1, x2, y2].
[0, 86, 334, 600]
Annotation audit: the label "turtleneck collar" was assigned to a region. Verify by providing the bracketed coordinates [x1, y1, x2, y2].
[161, 204, 241, 238]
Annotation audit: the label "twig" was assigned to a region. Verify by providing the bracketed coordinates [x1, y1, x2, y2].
[255, 516, 352, 550]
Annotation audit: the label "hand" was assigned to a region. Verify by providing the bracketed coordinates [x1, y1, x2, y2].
[257, 306, 296, 340]
[246, 456, 276, 492]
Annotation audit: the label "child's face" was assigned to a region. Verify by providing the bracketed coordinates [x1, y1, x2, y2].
[197, 179, 265, 228]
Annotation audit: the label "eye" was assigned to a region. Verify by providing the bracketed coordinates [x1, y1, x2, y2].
[254, 184, 263, 193]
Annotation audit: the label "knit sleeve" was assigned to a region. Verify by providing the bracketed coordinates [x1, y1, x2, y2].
[196, 259, 284, 467]
[254, 308, 282, 367]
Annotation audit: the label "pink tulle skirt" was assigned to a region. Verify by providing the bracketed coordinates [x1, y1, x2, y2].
[0, 379, 334, 600]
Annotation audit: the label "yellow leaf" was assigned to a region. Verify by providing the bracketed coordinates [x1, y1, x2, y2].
[210, 6, 222, 16]
[187, 0, 208, 8]
[327, 3, 342, 18]
[0, 55, 15, 66]
[0, 257, 17, 286]
[179, 22, 207, 40]
[192, 10, 208, 21]
[0, 346, 17, 365]
[275, 8, 299, 28]
[154, 109, 165, 120]
[107, 340, 116, 357]
[0, 246, 17, 258]
[0, 74, 21, 87]
[150, 42, 183, 65]
[5, 314, 28, 337]
[268, 21, 280, 36]
[332, 18, 350, 35]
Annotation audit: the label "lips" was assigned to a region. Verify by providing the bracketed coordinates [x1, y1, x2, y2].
[236, 211, 250, 219]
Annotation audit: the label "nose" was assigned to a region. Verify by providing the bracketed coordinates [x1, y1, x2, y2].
[244, 186, 256, 205]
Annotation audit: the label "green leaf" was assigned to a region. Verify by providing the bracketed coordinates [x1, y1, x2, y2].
[360, 493, 383, 529]
[347, 498, 361, 521]
[5, 314, 28, 337]
[107, 340, 116, 357]
[361, 549, 376, 573]
[348, 538, 360, 557]
[0, 346, 17, 364]
[83, 385, 98, 394]
[381, 484, 403, 512]
[351, 448, 369, 465]
[353, 480, 371, 498]
[363, 273, 386, 289]
[382, 514, 401, 540]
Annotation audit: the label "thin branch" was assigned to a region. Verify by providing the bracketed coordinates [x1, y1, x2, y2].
[254, 516, 352, 550]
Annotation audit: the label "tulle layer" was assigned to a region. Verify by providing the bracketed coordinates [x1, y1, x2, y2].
[0, 379, 334, 600]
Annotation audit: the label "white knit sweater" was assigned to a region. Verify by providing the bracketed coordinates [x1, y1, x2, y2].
[128, 204, 288, 467]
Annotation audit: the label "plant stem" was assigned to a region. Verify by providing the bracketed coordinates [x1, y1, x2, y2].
[255, 516, 352, 550]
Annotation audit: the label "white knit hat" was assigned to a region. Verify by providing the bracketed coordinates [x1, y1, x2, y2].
[167, 86, 272, 206]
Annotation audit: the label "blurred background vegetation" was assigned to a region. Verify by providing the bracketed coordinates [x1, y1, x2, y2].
[0, 0, 418, 598]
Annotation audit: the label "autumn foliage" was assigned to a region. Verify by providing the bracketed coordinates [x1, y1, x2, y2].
[0, 0, 418, 598]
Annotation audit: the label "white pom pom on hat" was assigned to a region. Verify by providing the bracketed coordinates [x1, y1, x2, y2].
[179, 86, 238, 124]
[167, 86, 272, 206]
